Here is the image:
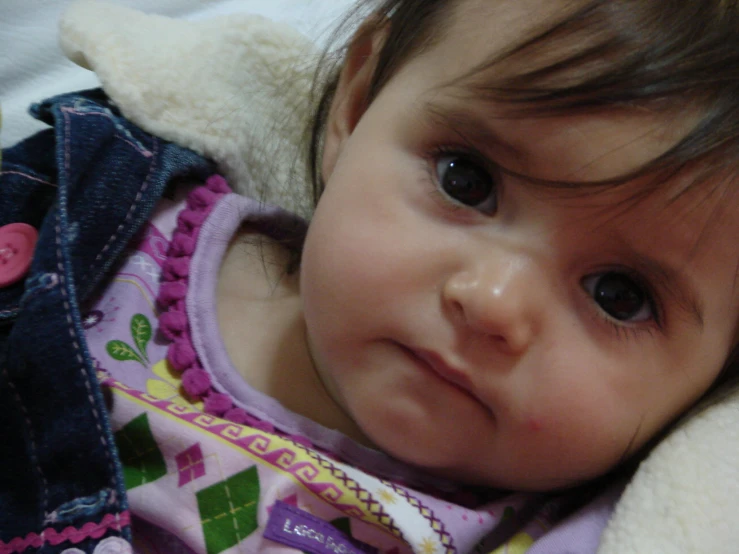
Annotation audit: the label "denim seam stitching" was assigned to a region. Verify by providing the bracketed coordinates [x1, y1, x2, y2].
[59, 108, 119, 505]
[63, 103, 153, 158]
[87, 140, 159, 280]
[0, 170, 57, 188]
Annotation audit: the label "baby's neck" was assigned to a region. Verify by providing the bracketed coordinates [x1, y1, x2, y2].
[216, 229, 371, 445]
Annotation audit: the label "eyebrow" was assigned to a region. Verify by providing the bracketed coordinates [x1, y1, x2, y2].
[420, 99, 587, 188]
[421, 99, 706, 330]
[421, 99, 524, 163]
[420, 98, 645, 189]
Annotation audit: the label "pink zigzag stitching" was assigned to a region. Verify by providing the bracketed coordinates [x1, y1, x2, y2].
[0, 511, 131, 554]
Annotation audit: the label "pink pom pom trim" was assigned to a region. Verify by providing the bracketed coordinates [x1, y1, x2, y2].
[156, 175, 232, 411]
[155, 175, 318, 452]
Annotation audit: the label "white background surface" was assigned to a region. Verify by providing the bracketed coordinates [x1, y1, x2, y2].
[0, 0, 354, 146]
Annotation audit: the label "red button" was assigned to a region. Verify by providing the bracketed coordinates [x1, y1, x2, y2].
[0, 223, 38, 287]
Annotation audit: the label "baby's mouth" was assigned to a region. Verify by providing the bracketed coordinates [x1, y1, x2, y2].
[399, 343, 484, 403]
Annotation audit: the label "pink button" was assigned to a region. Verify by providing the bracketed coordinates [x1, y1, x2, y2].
[0, 223, 38, 287]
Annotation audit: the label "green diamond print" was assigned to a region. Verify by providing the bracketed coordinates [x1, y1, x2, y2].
[114, 413, 167, 490]
[331, 517, 352, 536]
[197, 466, 261, 554]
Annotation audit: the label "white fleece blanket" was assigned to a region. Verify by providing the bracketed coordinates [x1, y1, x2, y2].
[37, 0, 739, 551]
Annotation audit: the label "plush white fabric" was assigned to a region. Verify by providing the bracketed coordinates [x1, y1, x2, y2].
[8, 0, 739, 551]
[59, 0, 333, 216]
[597, 387, 739, 553]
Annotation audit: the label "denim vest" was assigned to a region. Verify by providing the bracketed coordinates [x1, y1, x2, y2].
[0, 89, 214, 552]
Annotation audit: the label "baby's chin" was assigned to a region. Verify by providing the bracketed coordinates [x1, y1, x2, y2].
[347, 394, 618, 492]
[424, 464, 599, 493]
[380, 441, 605, 493]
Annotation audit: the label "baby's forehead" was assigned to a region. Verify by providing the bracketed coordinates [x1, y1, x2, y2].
[425, 0, 563, 79]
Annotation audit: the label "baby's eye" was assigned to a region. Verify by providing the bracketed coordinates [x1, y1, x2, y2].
[582, 271, 653, 322]
[435, 153, 498, 214]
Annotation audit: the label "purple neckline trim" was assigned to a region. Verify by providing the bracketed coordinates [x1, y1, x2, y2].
[156, 175, 303, 439]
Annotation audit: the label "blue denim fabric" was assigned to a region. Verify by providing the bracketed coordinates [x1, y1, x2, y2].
[0, 89, 214, 552]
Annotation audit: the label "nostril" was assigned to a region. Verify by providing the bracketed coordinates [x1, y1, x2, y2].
[450, 298, 465, 322]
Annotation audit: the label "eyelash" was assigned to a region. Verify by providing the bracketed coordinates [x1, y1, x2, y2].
[586, 269, 664, 339]
[423, 144, 498, 214]
[599, 312, 659, 341]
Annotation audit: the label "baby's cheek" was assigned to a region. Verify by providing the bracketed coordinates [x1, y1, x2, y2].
[519, 408, 576, 447]
[525, 416, 545, 433]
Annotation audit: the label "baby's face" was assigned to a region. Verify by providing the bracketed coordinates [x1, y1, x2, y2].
[300, 0, 739, 489]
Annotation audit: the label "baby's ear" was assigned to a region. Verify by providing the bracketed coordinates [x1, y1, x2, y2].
[322, 20, 388, 181]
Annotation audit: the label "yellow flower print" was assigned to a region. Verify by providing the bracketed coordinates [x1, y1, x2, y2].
[377, 489, 398, 505]
[419, 537, 439, 554]
[147, 359, 204, 410]
[489, 531, 535, 554]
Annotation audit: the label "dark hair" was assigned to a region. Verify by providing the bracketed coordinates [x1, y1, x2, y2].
[308, 0, 739, 198]
[302, 0, 739, 496]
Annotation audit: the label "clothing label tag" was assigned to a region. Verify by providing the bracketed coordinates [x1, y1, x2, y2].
[264, 501, 378, 554]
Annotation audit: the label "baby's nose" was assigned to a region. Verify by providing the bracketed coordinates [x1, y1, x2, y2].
[442, 256, 544, 354]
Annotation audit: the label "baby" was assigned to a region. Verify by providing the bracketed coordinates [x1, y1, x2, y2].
[296, 0, 739, 492]
[1, 0, 737, 552]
